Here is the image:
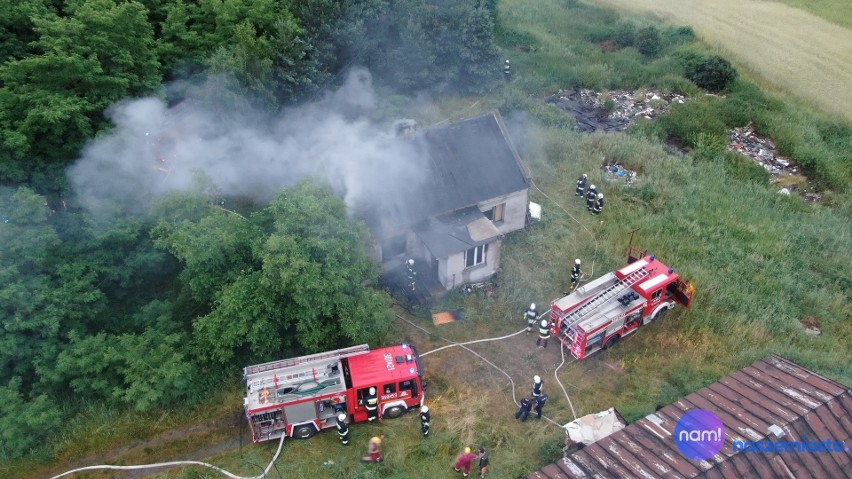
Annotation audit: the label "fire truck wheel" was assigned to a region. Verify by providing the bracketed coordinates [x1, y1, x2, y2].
[293, 424, 318, 439]
[654, 307, 669, 321]
[383, 405, 405, 419]
[602, 334, 620, 350]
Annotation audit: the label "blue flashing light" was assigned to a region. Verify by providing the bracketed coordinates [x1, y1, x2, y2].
[649, 255, 655, 261]
[401, 343, 409, 349]
[668, 268, 674, 274]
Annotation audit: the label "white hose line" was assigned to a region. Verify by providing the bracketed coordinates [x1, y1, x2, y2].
[396, 314, 565, 428]
[555, 342, 578, 421]
[49, 423, 286, 479]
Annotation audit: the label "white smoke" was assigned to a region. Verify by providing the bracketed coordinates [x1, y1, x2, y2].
[68, 68, 427, 224]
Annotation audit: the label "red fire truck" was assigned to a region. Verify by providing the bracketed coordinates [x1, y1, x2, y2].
[243, 343, 424, 442]
[551, 247, 695, 360]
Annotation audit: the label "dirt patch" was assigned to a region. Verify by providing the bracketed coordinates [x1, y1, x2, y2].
[597, 40, 618, 53]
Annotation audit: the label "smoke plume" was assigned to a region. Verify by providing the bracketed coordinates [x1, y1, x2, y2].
[68, 68, 428, 225]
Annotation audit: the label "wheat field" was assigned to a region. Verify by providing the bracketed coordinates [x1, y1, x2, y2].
[588, 0, 852, 122]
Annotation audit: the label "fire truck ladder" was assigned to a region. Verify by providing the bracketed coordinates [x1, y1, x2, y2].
[245, 344, 371, 392]
[561, 267, 649, 334]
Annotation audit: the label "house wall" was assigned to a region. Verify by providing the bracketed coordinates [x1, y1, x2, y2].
[437, 239, 503, 290]
[477, 188, 529, 235]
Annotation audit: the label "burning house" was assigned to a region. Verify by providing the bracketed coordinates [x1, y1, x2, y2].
[376, 110, 530, 293]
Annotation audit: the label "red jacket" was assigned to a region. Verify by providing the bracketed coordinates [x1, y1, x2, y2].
[454, 453, 478, 473]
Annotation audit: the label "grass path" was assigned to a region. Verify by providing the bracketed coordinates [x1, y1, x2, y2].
[587, 0, 852, 122]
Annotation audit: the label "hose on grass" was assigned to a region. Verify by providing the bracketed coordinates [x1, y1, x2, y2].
[49, 426, 286, 479]
[397, 314, 569, 429]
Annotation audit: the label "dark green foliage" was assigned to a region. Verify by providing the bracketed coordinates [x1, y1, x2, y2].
[0, 0, 161, 182]
[663, 26, 695, 46]
[686, 55, 738, 92]
[152, 180, 393, 365]
[613, 22, 636, 48]
[635, 26, 662, 57]
[0, 377, 62, 460]
[361, 0, 501, 94]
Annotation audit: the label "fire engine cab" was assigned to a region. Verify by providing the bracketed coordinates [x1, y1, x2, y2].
[243, 343, 424, 442]
[551, 248, 694, 360]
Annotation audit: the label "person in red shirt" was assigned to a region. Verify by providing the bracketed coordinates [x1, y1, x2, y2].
[454, 447, 478, 477]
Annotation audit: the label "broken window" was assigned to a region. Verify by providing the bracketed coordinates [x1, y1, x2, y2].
[482, 203, 505, 223]
[465, 244, 487, 268]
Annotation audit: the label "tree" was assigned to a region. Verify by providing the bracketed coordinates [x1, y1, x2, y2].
[687, 55, 738, 92]
[0, 0, 161, 181]
[153, 181, 393, 365]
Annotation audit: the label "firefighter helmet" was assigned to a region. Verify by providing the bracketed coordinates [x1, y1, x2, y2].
[590, 184, 596, 190]
[575, 258, 581, 265]
[338, 413, 346, 422]
[530, 303, 536, 310]
[505, 60, 510, 65]
[465, 447, 472, 454]
[540, 319, 548, 328]
[582, 173, 587, 178]
[534, 375, 541, 383]
[421, 405, 429, 413]
[407, 258, 414, 266]
[369, 387, 376, 395]
[598, 193, 604, 199]
[371, 436, 381, 444]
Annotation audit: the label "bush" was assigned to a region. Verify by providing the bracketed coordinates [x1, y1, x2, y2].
[635, 26, 662, 57]
[687, 55, 738, 92]
[613, 22, 636, 48]
[664, 26, 696, 45]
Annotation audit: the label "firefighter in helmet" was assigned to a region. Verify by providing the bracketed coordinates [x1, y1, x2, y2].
[525, 303, 537, 333]
[576, 173, 588, 197]
[365, 387, 379, 422]
[536, 320, 551, 348]
[593, 193, 604, 216]
[571, 259, 582, 288]
[503, 59, 512, 80]
[420, 405, 431, 436]
[336, 413, 350, 445]
[532, 375, 543, 398]
[534, 393, 549, 420]
[586, 185, 597, 211]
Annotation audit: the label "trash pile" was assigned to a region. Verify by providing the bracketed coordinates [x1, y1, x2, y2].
[601, 161, 637, 185]
[728, 124, 818, 200]
[728, 125, 797, 177]
[547, 89, 686, 133]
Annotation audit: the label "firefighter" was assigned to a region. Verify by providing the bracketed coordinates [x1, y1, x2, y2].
[525, 303, 537, 333]
[593, 193, 604, 216]
[454, 446, 479, 477]
[362, 436, 383, 462]
[336, 413, 350, 445]
[503, 60, 512, 80]
[536, 319, 551, 348]
[586, 185, 597, 211]
[478, 447, 489, 478]
[532, 375, 543, 398]
[365, 387, 379, 422]
[515, 397, 533, 421]
[534, 394, 549, 420]
[571, 259, 582, 288]
[420, 405, 431, 436]
[575, 174, 588, 197]
[406, 258, 416, 291]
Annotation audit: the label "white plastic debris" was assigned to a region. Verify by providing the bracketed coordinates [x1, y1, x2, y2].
[528, 201, 542, 220]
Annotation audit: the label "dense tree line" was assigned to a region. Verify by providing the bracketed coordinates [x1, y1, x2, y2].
[0, 0, 501, 459]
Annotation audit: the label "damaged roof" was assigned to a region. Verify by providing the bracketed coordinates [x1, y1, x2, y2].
[527, 354, 852, 479]
[411, 110, 528, 219]
[412, 206, 501, 257]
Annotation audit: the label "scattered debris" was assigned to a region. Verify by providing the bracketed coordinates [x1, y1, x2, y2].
[547, 89, 686, 133]
[528, 201, 542, 220]
[800, 316, 822, 336]
[432, 308, 464, 326]
[728, 124, 820, 201]
[601, 161, 637, 185]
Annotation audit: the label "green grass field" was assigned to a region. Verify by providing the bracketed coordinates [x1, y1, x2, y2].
[774, 0, 852, 29]
[587, 0, 852, 122]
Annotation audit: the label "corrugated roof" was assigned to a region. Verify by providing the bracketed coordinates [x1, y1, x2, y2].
[412, 207, 500, 258]
[527, 355, 852, 479]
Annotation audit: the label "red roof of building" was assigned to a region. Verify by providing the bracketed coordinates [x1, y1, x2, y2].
[526, 354, 852, 479]
[346, 344, 421, 390]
